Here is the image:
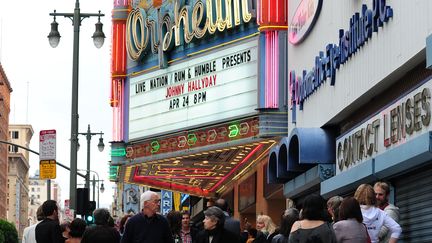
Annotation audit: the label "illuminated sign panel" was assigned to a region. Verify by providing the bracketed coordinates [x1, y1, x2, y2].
[336, 79, 432, 174]
[126, 116, 259, 159]
[129, 39, 258, 140]
[288, 0, 322, 45]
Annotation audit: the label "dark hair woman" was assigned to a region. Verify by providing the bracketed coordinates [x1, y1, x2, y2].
[332, 197, 369, 243]
[119, 214, 132, 236]
[66, 218, 87, 243]
[167, 210, 183, 243]
[289, 194, 336, 243]
[271, 208, 299, 243]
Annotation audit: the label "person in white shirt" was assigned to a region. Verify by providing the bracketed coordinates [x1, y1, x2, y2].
[22, 206, 44, 243]
[354, 184, 402, 243]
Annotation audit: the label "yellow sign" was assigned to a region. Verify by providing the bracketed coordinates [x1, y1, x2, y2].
[39, 160, 56, 179]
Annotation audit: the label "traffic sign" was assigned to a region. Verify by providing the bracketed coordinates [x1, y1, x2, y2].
[39, 130, 56, 160]
[39, 160, 56, 179]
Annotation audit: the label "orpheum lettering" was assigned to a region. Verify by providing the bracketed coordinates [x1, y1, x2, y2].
[126, 0, 254, 61]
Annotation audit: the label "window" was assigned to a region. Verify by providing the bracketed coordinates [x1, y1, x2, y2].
[11, 131, 19, 139]
[8, 145, 18, 153]
[31, 188, 35, 192]
[37, 195, 40, 199]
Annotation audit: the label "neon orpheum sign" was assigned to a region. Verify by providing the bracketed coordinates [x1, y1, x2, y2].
[290, 0, 393, 110]
[126, 0, 254, 61]
[126, 117, 259, 159]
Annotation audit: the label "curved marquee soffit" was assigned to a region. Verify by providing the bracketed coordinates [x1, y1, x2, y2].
[268, 128, 335, 184]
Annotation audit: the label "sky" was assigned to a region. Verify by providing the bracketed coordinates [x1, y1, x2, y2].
[0, 0, 114, 209]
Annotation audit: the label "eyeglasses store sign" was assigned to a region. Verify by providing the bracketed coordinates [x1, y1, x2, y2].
[129, 39, 258, 140]
[336, 79, 432, 174]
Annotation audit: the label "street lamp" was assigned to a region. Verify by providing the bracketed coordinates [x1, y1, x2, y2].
[48, 0, 105, 210]
[77, 169, 104, 208]
[78, 124, 104, 189]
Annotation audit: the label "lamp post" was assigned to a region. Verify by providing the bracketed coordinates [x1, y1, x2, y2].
[78, 124, 104, 189]
[77, 169, 104, 208]
[48, 0, 105, 210]
[92, 174, 105, 208]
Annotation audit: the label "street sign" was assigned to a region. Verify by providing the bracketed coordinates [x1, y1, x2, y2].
[39, 160, 56, 179]
[39, 130, 56, 160]
[39, 130, 56, 179]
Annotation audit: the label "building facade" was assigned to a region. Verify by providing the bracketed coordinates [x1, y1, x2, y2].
[267, 0, 432, 242]
[0, 63, 12, 219]
[7, 124, 33, 237]
[109, 0, 288, 224]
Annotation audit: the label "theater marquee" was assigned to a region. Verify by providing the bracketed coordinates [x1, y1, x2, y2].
[129, 39, 258, 140]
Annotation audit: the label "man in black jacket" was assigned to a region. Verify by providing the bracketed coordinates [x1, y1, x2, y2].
[35, 200, 65, 243]
[215, 198, 241, 236]
[121, 191, 173, 243]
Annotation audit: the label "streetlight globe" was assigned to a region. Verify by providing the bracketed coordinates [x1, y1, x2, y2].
[97, 136, 105, 152]
[92, 13, 105, 49]
[48, 19, 61, 48]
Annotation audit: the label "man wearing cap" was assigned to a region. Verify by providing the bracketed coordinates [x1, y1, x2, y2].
[121, 191, 173, 243]
[195, 206, 241, 243]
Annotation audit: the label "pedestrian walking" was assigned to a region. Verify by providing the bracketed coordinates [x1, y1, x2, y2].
[333, 197, 369, 243]
[354, 184, 401, 243]
[374, 181, 400, 243]
[272, 208, 299, 243]
[180, 211, 197, 243]
[35, 200, 65, 243]
[120, 191, 173, 243]
[22, 206, 45, 243]
[195, 206, 241, 243]
[327, 196, 343, 224]
[289, 194, 336, 243]
[215, 198, 241, 236]
[118, 214, 132, 237]
[271, 208, 299, 243]
[81, 208, 120, 243]
[254, 214, 278, 243]
[167, 210, 183, 243]
[65, 218, 86, 243]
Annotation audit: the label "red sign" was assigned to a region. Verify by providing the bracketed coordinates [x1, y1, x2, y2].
[289, 0, 323, 45]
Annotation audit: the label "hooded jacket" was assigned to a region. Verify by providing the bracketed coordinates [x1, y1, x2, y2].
[360, 205, 401, 243]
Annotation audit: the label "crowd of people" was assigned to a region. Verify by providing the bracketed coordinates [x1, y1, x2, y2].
[22, 181, 402, 243]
